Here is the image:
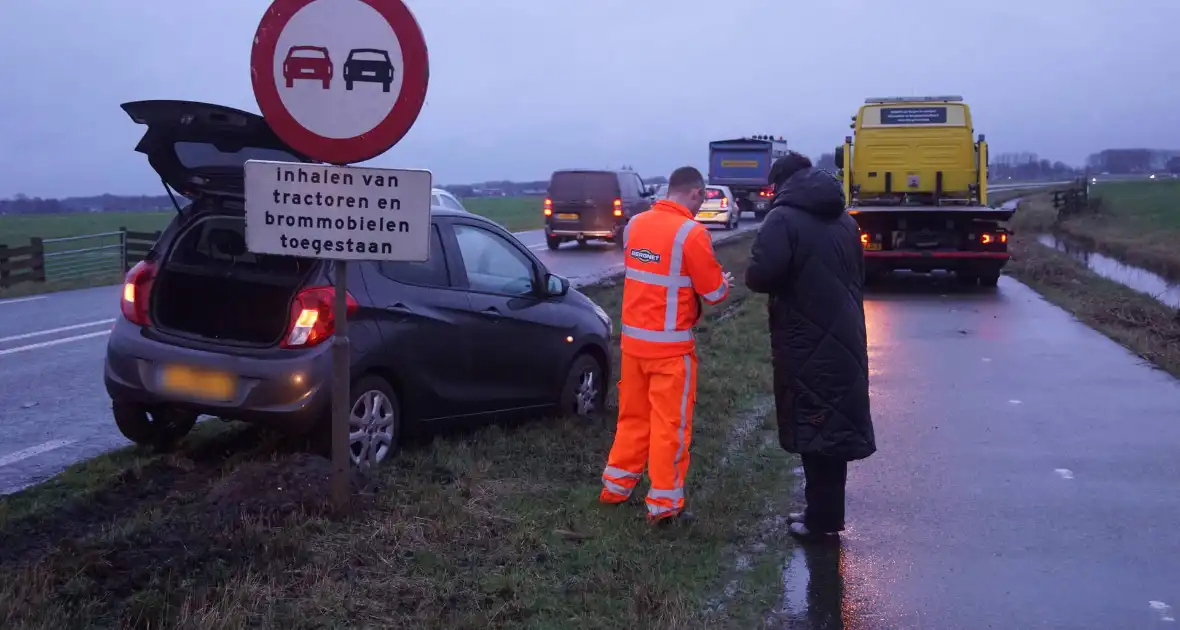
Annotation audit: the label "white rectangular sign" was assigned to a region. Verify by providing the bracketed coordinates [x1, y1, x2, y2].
[243, 160, 432, 262]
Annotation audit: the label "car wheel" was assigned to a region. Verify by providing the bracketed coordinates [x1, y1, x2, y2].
[349, 375, 400, 469]
[979, 271, 1001, 287]
[112, 402, 197, 451]
[546, 235, 563, 250]
[559, 353, 606, 419]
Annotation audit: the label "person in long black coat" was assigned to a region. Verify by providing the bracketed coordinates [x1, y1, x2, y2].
[744, 152, 875, 540]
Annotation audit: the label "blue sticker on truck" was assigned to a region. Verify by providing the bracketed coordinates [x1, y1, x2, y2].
[880, 106, 948, 124]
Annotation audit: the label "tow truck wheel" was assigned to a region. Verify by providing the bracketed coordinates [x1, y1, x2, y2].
[956, 272, 979, 286]
[546, 235, 563, 250]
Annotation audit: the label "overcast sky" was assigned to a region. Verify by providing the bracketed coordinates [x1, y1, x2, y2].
[1, 0, 1177, 198]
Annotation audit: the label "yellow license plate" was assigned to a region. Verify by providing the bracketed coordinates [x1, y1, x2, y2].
[697, 212, 717, 218]
[160, 365, 236, 401]
[555, 213, 579, 220]
[865, 243, 882, 251]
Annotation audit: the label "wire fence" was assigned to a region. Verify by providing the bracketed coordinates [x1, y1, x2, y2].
[0, 228, 160, 289]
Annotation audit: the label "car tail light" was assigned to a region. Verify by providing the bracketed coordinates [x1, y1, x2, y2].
[283, 286, 359, 349]
[613, 198, 623, 217]
[720, 197, 729, 209]
[543, 198, 552, 216]
[120, 260, 157, 326]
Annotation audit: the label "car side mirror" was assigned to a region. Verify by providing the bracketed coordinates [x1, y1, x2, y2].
[834, 146, 844, 169]
[544, 272, 569, 297]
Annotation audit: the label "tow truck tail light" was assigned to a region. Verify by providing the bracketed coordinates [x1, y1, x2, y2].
[860, 232, 870, 246]
[120, 260, 157, 326]
[613, 198, 623, 217]
[283, 286, 359, 349]
[1000, 233, 1008, 243]
[981, 233, 994, 244]
[543, 198, 552, 216]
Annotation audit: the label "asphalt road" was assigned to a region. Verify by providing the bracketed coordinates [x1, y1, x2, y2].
[0, 218, 760, 494]
[778, 275, 1180, 629]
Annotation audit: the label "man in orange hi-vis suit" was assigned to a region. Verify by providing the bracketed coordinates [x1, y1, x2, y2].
[600, 166, 733, 524]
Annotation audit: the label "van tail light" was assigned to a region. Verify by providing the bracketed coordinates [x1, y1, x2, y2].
[120, 260, 157, 326]
[759, 186, 775, 198]
[613, 198, 623, 217]
[543, 197, 552, 216]
[282, 286, 359, 348]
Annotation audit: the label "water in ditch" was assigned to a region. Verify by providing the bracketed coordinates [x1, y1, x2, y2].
[1036, 234, 1180, 309]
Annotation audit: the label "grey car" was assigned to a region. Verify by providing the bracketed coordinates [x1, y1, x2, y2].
[105, 100, 613, 466]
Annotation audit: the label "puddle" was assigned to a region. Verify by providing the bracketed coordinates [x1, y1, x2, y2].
[1037, 234, 1180, 309]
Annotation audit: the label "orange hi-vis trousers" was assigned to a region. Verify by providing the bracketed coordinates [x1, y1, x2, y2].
[600, 351, 698, 521]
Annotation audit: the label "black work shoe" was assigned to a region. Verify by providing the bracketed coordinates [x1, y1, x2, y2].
[651, 510, 696, 527]
[788, 522, 840, 542]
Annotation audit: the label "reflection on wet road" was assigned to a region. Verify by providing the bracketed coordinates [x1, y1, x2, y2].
[772, 273, 1180, 628]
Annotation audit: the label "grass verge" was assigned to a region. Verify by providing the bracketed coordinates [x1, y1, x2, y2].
[1006, 192, 1180, 378]
[0, 233, 799, 629]
[1051, 180, 1180, 280]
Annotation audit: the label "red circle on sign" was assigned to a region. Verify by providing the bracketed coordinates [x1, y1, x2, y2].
[250, 0, 429, 164]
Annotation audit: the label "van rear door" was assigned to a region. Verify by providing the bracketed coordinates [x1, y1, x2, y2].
[547, 171, 621, 233]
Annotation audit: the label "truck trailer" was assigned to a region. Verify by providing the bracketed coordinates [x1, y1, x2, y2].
[707, 135, 789, 220]
[834, 96, 1012, 287]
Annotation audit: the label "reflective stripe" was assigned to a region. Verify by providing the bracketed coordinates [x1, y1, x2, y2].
[625, 267, 693, 288]
[671, 354, 692, 489]
[647, 503, 679, 516]
[648, 487, 684, 501]
[604, 465, 641, 480]
[603, 479, 632, 496]
[701, 277, 729, 303]
[620, 325, 693, 343]
[664, 220, 698, 331]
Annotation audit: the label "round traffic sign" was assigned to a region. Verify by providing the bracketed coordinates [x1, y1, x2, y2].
[250, 0, 429, 164]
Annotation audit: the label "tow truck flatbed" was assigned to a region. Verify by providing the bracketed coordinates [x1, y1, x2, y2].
[848, 205, 1015, 221]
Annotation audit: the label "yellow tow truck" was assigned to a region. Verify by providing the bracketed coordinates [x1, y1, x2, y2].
[833, 95, 1012, 287]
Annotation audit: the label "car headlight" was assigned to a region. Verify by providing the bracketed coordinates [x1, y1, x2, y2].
[591, 301, 612, 335]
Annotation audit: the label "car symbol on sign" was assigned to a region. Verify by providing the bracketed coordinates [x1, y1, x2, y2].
[283, 45, 333, 90]
[344, 48, 394, 93]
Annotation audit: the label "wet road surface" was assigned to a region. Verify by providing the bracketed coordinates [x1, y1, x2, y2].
[0, 220, 759, 494]
[777, 274, 1180, 629]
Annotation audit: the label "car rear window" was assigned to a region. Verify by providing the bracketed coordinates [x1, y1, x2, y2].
[175, 141, 305, 170]
[289, 48, 326, 58]
[548, 172, 619, 200]
[705, 188, 726, 199]
[350, 51, 389, 62]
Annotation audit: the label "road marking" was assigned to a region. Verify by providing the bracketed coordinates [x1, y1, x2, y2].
[0, 296, 46, 306]
[1054, 468, 1074, 479]
[0, 439, 77, 468]
[0, 330, 110, 357]
[0, 318, 115, 344]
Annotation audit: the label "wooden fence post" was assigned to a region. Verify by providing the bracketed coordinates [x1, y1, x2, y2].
[0, 244, 9, 288]
[29, 237, 46, 283]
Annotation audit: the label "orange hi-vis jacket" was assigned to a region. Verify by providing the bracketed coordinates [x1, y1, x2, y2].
[621, 200, 730, 358]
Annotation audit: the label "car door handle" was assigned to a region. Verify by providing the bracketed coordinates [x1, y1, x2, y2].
[384, 303, 412, 314]
[480, 307, 501, 318]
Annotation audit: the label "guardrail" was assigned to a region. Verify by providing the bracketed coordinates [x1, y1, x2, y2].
[0, 227, 161, 289]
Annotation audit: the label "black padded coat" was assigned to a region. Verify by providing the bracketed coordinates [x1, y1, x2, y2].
[744, 168, 875, 461]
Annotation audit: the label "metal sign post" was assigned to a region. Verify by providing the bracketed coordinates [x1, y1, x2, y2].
[248, 0, 430, 513]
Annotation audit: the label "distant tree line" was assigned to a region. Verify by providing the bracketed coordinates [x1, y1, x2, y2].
[0, 193, 182, 216]
[1086, 148, 1180, 174]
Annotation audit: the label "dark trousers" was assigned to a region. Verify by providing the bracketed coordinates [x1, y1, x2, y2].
[802, 453, 848, 533]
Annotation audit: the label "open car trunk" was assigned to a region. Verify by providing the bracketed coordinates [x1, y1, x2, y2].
[152, 213, 317, 346]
